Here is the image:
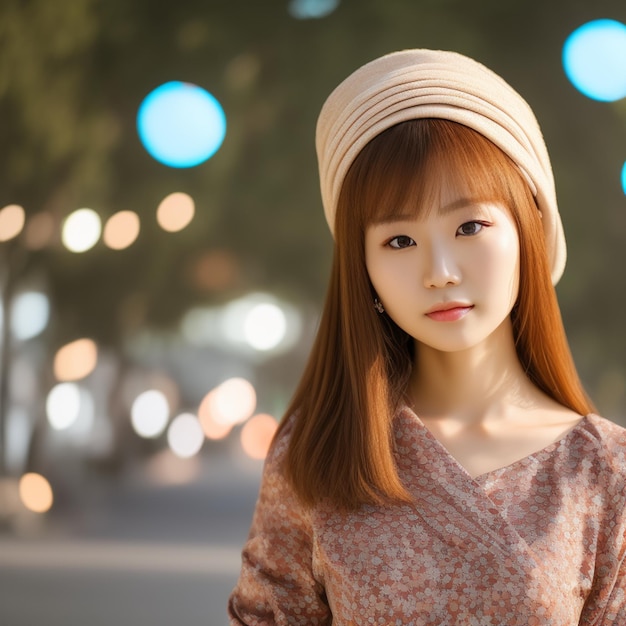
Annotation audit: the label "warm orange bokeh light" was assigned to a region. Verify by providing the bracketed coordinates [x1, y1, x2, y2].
[0, 204, 25, 242]
[207, 378, 257, 426]
[19, 473, 53, 513]
[53, 338, 98, 381]
[103, 210, 140, 250]
[156, 192, 194, 232]
[240, 414, 279, 460]
[198, 390, 233, 440]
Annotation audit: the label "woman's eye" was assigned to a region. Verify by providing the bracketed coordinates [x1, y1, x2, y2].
[388, 235, 415, 249]
[457, 221, 484, 236]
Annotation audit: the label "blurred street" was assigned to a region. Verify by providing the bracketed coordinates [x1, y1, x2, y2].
[0, 449, 262, 626]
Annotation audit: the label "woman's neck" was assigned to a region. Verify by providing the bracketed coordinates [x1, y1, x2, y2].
[408, 318, 540, 425]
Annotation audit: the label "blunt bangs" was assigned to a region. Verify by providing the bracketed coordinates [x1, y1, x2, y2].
[340, 119, 536, 235]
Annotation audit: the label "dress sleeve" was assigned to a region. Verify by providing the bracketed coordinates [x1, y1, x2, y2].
[598, 552, 626, 623]
[579, 438, 626, 626]
[579, 548, 626, 625]
[227, 421, 331, 625]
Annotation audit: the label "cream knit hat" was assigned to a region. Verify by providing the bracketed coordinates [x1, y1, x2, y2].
[315, 49, 566, 284]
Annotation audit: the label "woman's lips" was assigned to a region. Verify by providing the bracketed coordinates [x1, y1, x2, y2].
[425, 305, 474, 322]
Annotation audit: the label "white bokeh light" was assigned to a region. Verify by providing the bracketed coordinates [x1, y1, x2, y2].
[167, 413, 204, 458]
[220, 293, 300, 355]
[244, 303, 287, 351]
[62, 208, 102, 253]
[11, 292, 50, 340]
[131, 390, 170, 438]
[46, 383, 81, 430]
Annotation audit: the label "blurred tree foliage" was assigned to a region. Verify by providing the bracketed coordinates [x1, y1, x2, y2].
[0, 0, 625, 407]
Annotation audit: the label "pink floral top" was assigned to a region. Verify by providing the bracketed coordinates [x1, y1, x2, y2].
[228, 409, 626, 625]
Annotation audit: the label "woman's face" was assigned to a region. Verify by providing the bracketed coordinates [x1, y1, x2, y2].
[364, 179, 520, 354]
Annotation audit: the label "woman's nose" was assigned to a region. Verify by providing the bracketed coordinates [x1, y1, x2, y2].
[422, 242, 461, 289]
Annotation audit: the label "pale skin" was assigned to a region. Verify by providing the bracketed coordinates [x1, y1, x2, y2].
[365, 179, 583, 479]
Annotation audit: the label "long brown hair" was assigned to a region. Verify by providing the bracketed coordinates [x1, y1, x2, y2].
[277, 119, 594, 510]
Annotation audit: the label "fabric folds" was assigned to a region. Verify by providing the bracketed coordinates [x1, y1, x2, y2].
[229, 410, 626, 624]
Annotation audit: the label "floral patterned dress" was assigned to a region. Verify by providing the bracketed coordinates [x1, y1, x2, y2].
[228, 409, 626, 625]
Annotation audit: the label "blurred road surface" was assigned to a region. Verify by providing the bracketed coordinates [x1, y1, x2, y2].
[0, 448, 263, 626]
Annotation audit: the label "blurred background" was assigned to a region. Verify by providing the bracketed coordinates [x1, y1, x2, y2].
[0, 0, 625, 624]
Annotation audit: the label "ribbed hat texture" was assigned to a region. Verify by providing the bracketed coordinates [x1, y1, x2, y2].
[315, 49, 566, 284]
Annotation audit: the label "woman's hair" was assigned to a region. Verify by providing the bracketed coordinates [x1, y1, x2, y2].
[276, 119, 595, 511]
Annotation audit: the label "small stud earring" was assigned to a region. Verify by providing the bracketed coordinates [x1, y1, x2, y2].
[373, 298, 385, 314]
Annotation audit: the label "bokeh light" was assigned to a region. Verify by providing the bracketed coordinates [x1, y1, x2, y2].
[53, 338, 98, 381]
[182, 294, 302, 356]
[200, 378, 256, 427]
[11, 292, 50, 340]
[137, 81, 226, 167]
[167, 413, 204, 458]
[62, 208, 102, 253]
[19, 473, 53, 513]
[46, 382, 81, 430]
[240, 414, 279, 460]
[6, 407, 31, 474]
[288, 0, 340, 19]
[121, 371, 180, 422]
[198, 391, 233, 440]
[131, 389, 170, 438]
[244, 302, 287, 351]
[157, 192, 195, 232]
[0, 204, 25, 242]
[24, 211, 55, 250]
[622, 162, 626, 195]
[103, 210, 140, 250]
[563, 19, 626, 101]
[221, 293, 299, 354]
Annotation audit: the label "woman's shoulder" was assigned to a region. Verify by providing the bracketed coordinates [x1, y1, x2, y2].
[256, 413, 299, 491]
[267, 413, 297, 463]
[582, 413, 626, 447]
[578, 413, 626, 481]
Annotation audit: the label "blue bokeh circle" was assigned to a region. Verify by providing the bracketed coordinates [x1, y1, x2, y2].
[563, 19, 626, 102]
[288, 0, 339, 19]
[137, 82, 226, 168]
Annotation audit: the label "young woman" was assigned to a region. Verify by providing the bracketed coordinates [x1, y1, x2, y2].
[228, 49, 626, 624]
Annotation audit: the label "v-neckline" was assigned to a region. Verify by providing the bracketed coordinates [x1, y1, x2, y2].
[402, 406, 590, 482]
